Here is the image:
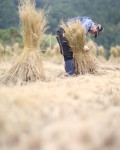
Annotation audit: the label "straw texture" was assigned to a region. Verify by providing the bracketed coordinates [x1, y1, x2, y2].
[1, 0, 47, 85]
[62, 21, 98, 75]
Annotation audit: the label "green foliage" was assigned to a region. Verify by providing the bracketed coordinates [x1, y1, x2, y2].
[44, 0, 120, 50]
[0, 28, 57, 52]
[0, 0, 18, 28]
[0, 27, 22, 46]
[0, 0, 120, 50]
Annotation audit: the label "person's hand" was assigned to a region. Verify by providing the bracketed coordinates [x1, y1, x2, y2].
[83, 45, 89, 51]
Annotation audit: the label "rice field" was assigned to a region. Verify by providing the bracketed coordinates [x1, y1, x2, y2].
[0, 54, 120, 150]
[0, 1, 120, 149]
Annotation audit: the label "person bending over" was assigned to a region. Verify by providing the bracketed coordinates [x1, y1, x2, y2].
[56, 16, 104, 75]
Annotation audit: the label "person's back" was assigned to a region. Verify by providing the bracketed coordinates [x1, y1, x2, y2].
[66, 16, 95, 34]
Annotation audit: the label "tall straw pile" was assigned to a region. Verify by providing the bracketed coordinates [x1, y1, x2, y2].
[1, 0, 47, 85]
[109, 45, 120, 64]
[110, 46, 120, 58]
[61, 21, 97, 75]
[97, 46, 105, 57]
[45, 44, 63, 64]
[97, 46, 106, 63]
[0, 44, 4, 54]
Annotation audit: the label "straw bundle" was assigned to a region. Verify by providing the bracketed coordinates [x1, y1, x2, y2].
[53, 44, 61, 55]
[12, 43, 20, 52]
[87, 39, 97, 56]
[116, 46, 120, 57]
[0, 44, 4, 54]
[61, 21, 97, 75]
[110, 46, 120, 58]
[109, 46, 120, 64]
[97, 46, 105, 57]
[110, 47, 119, 57]
[51, 44, 63, 64]
[96, 45, 107, 63]
[1, 0, 47, 85]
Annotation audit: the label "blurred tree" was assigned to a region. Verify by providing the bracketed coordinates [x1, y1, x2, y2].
[0, 0, 18, 28]
[0, 0, 120, 49]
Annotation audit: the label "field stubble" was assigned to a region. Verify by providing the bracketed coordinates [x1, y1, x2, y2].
[0, 58, 120, 150]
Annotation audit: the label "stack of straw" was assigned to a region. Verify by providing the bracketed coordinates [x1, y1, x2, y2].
[61, 21, 97, 75]
[110, 46, 120, 58]
[97, 46, 105, 57]
[1, 0, 47, 85]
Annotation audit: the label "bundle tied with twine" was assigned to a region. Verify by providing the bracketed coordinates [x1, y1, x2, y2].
[61, 21, 98, 75]
[1, 0, 47, 85]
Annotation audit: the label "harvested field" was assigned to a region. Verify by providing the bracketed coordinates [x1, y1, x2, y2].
[0, 58, 120, 150]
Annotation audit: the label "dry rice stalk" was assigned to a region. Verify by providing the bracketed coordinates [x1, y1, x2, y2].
[51, 44, 64, 64]
[12, 43, 20, 52]
[97, 46, 105, 57]
[45, 48, 54, 57]
[97, 45, 106, 63]
[87, 39, 97, 56]
[61, 21, 98, 75]
[53, 44, 61, 55]
[116, 46, 120, 57]
[110, 46, 120, 58]
[109, 46, 120, 64]
[1, 0, 47, 85]
[0, 44, 4, 54]
[110, 47, 119, 57]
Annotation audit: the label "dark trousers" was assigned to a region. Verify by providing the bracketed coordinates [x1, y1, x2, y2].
[56, 27, 73, 61]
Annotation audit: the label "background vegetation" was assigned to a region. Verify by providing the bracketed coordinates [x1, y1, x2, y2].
[0, 0, 120, 50]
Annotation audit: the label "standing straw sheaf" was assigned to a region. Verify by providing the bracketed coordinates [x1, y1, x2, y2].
[109, 45, 120, 64]
[110, 46, 120, 58]
[1, 0, 47, 85]
[62, 21, 98, 75]
[97, 46, 105, 57]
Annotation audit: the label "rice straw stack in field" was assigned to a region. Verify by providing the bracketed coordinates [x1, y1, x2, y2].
[110, 47, 119, 58]
[0, 44, 4, 54]
[62, 21, 98, 75]
[5, 45, 13, 54]
[12, 43, 20, 52]
[109, 46, 120, 64]
[1, 0, 47, 85]
[110, 46, 120, 58]
[44, 46, 63, 64]
[96, 45, 107, 63]
[51, 44, 63, 64]
[86, 39, 97, 55]
[44, 48, 53, 57]
[116, 45, 120, 57]
[97, 46, 105, 57]
[45, 44, 61, 57]
[53, 44, 61, 55]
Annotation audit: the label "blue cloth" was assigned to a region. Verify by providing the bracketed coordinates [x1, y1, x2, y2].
[65, 60, 74, 75]
[66, 16, 95, 33]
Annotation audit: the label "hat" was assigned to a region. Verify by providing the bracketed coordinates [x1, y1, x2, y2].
[94, 24, 104, 38]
